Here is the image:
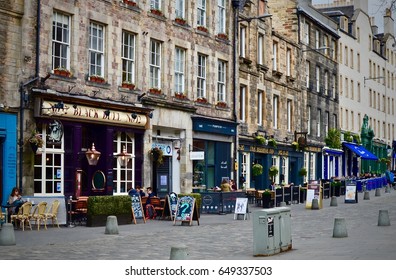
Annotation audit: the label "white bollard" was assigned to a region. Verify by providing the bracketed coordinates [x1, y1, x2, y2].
[105, 216, 119, 235]
[378, 210, 391, 226]
[170, 245, 189, 260]
[333, 218, 348, 238]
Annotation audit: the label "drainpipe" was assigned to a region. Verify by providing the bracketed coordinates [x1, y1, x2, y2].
[19, 0, 41, 192]
[232, 2, 239, 187]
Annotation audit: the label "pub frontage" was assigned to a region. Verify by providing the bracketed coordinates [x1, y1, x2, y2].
[29, 89, 152, 199]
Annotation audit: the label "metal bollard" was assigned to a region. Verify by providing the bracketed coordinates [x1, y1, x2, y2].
[333, 218, 348, 238]
[378, 210, 391, 226]
[170, 245, 189, 260]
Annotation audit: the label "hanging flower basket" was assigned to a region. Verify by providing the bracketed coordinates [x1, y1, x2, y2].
[252, 163, 263, 177]
[148, 147, 164, 165]
[298, 167, 307, 177]
[26, 130, 44, 153]
[292, 141, 299, 151]
[255, 135, 266, 145]
[268, 138, 277, 148]
[269, 165, 279, 180]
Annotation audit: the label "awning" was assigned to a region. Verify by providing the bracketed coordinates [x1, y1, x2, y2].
[323, 147, 343, 156]
[343, 143, 378, 160]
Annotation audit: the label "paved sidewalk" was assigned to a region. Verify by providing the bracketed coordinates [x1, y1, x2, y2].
[1, 187, 396, 260]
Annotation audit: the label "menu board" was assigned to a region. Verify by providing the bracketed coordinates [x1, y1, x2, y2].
[131, 195, 145, 224]
[305, 180, 323, 209]
[345, 182, 357, 203]
[174, 196, 199, 226]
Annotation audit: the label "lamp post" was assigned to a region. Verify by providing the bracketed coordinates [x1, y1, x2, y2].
[231, 1, 272, 188]
[115, 145, 132, 167]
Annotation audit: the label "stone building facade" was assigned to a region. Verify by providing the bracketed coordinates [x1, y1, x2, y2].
[268, 0, 340, 180]
[1, 0, 236, 202]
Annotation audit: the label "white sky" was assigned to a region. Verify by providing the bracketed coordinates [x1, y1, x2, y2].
[312, 0, 392, 33]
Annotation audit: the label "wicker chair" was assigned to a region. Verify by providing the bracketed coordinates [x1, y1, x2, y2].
[0, 208, 6, 224]
[44, 200, 60, 228]
[30, 201, 48, 231]
[10, 201, 32, 231]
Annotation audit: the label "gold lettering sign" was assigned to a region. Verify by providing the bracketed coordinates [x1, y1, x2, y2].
[41, 101, 147, 127]
[278, 150, 289, 156]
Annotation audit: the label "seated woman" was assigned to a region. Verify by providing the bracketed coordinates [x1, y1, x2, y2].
[7, 187, 25, 223]
[220, 179, 232, 192]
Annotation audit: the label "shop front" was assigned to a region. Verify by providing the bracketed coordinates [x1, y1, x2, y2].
[0, 112, 17, 205]
[191, 116, 236, 190]
[238, 141, 304, 190]
[30, 91, 151, 199]
[322, 147, 343, 180]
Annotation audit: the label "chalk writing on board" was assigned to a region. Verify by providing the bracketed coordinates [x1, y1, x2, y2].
[131, 195, 143, 218]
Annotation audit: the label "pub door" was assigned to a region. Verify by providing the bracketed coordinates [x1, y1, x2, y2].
[153, 156, 171, 198]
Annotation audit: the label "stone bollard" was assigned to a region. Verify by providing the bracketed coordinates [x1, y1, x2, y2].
[333, 218, 348, 238]
[279, 202, 287, 207]
[385, 186, 391, 193]
[330, 196, 338, 207]
[170, 245, 189, 260]
[311, 198, 319, 210]
[0, 224, 16, 246]
[105, 216, 119, 235]
[363, 191, 370, 200]
[378, 210, 391, 226]
[375, 188, 381, 197]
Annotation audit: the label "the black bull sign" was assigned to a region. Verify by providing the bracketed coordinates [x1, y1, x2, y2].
[201, 192, 246, 214]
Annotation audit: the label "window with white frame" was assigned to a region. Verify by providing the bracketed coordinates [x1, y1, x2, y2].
[306, 60, 310, 88]
[350, 79, 354, 100]
[174, 47, 185, 94]
[241, 152, 250, 188]
[316, 66, 320, 92]
[217, 60, 226, 102]
[273, 95, 278, 129]
[280, 156, 288, 184]
[331, 39, 336, 60]
[272, 42, 278, 71]
[333, 114, 337, 129]
[175, 0, 185, 19]
[324, 71, 329, 95]
[121, 31, 135, 84]
[257, 90, 263, 126]
[258, 33, 264, 65]
[332, 74, 336, 99]
[271, 156, 279, 183]
[286, 48, 291, 76]
[307, 105, 311, 135]
[217, 0, 226, 34]
[113, 132, 135, 194]
[197, 0, 206, 27]
[305, 22, 310, 45]
[317, 109, 321, 137]
[323, 35, 329, 56]
[52, 12, 70, 71]
[315, 30, 320, 49]
[149, 39, 161, 89]
[197, 53, 207, 98]
[287, 99, 292, 132]
[150, 0, 161, 10]
[89, 22, 105, 77]
[309, 153, 316, 180]
[240, 86, 246, 122]
[325, 111, 329, 134]
[239, 26, 246, 57]
[34, 125, 63, 195]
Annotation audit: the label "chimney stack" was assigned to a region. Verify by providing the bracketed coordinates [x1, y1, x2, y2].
[384, 8, 395, 36]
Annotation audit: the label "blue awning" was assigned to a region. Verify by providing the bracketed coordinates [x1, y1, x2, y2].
[323, 147, 343, 156]
[343, 143, 378, 160]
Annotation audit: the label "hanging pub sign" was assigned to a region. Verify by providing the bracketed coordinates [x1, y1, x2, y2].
[47, 119, 64, 144]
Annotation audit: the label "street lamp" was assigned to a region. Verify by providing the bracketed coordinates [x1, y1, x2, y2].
[115, 145, 132, 167]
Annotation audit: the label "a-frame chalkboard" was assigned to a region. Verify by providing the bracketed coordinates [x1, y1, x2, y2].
[131, 195, 146, 224]
[173, 196, 200, 226]
[162, 192, 178, 220]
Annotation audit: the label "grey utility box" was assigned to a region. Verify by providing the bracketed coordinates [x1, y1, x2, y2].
[253, 207, 292, 256]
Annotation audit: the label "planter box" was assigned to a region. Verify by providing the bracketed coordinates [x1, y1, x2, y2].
[86, 213, 132, 227]
[262, 195, 273, 208]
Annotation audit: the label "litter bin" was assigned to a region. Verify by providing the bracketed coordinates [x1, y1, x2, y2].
[253, 207, 292, 256]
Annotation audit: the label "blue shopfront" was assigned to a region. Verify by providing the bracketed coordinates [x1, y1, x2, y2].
[322, 147, 343, 180]
[191, 116, 237, 189]
[0, 112, 18, 205]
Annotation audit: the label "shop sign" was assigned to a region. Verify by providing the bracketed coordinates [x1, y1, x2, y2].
[40, 100, 147, 127]
[190, 151, 205, 160]
[152, 143, 172, 156]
